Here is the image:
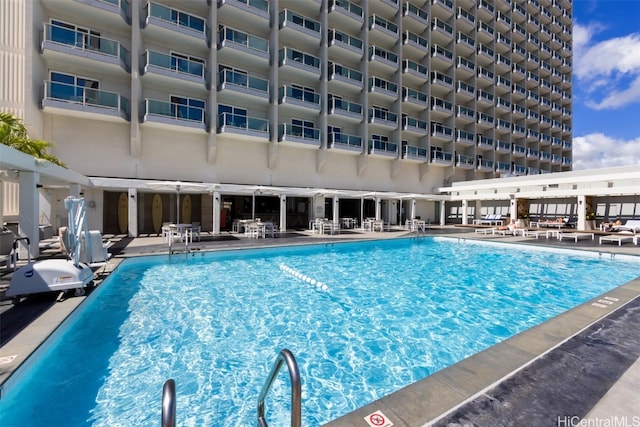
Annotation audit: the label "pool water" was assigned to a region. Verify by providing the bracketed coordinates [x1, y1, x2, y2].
[1, 237, 639, 426]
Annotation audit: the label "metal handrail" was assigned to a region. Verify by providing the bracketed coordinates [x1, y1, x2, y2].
[257, 349, 301, 427]
[162, 379, 176, 427]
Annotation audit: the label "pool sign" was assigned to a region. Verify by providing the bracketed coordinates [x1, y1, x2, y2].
[364, 410, 393, 427]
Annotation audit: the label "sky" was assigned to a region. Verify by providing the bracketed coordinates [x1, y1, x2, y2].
[571, 0, 640, 169]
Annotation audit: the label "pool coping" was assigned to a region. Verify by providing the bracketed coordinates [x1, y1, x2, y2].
[1, 231, 639, 424]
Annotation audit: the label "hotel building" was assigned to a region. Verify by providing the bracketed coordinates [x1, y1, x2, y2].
[1, 0, 573, 236]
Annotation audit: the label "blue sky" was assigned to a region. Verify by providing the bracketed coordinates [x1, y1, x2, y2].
[571, 0, 640, 169]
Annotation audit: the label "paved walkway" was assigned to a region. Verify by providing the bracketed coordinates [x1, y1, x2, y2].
[1, 226, 639, 424]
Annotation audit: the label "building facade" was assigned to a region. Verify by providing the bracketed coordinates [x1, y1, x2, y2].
[1, 0, 573, 235]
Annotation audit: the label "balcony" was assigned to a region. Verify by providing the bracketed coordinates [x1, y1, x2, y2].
[279, 9, 321, 49]
[403, 2, 429, 33]
[217, 112, 269, 142]
[141, 98, 206, 132]
[402, 87, 429, 112]
[369, 46, 399, 74]
[328, 62, 363, 94]
[455, 129, 475, 146]
[430, 149, 453, 166]
[144, 2, 209, 49]
[402, 144, 428, 162]
[512, 144, 526, 157]
[217, 69, 269, 104]
[402, 60, 429, 85]
[402, 31, 429, 57]
[217, 26, 269, 69]
[278, 123, 321, 148]
[455, 153, 475, 169]
[368, 139, 398, 158]
[328, 29, 363, 62]
[368, 77, 398, 103]
[278, 86, 321, 114]
[402, 116, 428, 135]
[476, 134, 494, 150]
[495, 140, 511, 153]
[476, 158, 494, 172]
[329, 0, 364, 33]
[368, 108, 398, 129]
[430, 122, 453, 141]
[217, 0, 269, 28]
[328, 97, 363, 123]
[278, 48, 321, 82]
[41, 22, 130, 73]
[328, 132, 362, 154]
[141, 50, 207, 89]
[42, 80, 130, 122]
[368, 14, 399, 47]
[496, 161, 511, 174]
[44, 0, 130, 28]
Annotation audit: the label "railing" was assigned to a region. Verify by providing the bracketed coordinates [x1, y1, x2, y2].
[218, 112, 268, 133]
[218, 69, 269, 94]
[43, 22, 130, 69]
[144, 99, 204, 123]
[257, 349, 301, 427]
[143, 50, 205, 78]
[44, 81, 130, 118]
[147, 2, 207, 35]
[218, 26, 269, 54]
[162, 379, 176, 427]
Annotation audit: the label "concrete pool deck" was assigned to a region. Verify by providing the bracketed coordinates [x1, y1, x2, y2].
[1, 226, 639, 425]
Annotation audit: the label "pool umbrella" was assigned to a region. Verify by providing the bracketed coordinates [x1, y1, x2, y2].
[146, 180, 211, 224]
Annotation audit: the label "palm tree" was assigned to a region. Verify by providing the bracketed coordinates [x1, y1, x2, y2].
[0, 112, 66, 167]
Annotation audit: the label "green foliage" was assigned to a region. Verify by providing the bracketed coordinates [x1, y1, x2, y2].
[0, 112, 66, 167]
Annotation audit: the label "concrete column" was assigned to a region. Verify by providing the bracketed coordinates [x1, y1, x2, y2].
[0, 182, 4, 228]
[18, 171, 40, 259]
[213, 191, 221, 235]
[128, 188, 138, 237]
[475, 200, 482, 221]
[461, 199, 469, 225]
[279, 194, 287, 232]
[333, 196, 339, 227]
[509, 195, 517, 222]
[375, 197, 381, 220]
[440, 201, 446, 226]
[577, 195, 586, 230]
[411, 198, 416, 220]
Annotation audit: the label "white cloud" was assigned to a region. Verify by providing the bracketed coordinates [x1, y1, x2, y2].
[573, 23, 640, 110]
[572, 133, 640, 170]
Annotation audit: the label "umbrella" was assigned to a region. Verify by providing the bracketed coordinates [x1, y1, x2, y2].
[146, 181, 212, 224]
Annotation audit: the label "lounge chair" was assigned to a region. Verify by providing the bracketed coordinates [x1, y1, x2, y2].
[559, 232, 594, 242]
[474, 227, 496, 235]
[612, 220, 640, 234]
[599, 234, 637, 246]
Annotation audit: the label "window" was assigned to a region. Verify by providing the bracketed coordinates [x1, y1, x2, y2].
[292, 118, 315, 138]
[51, 20, 100, 50]
[50, 71, 99, 101]
[171, 95, 205, 121]
[171, 52, 205, 76]
[218, 104, 246, 128]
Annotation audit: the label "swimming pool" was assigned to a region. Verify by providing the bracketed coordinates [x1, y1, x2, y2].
[1, 237, 639, 426]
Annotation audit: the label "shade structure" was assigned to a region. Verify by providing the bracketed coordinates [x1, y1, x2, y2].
[146, 181, 212, 224]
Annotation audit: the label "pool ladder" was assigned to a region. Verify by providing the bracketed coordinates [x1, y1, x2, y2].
[258, 348, 301, 427]
[160, 349, 301, 427]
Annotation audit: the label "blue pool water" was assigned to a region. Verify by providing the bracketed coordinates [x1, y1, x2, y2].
[1, 237, 639, 426]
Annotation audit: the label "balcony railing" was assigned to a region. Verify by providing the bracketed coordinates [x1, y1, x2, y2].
[218, 112, 268, 134]
[219, 26, 269, 54]
[143, 98, 204, 123]
[143, 50, 205, 78]
[403, 144, 428, 160]
[369, 139, 398, 155]
[279, 86, 320, 106]
[329, 132, 362, 150]
[44, 80, 130, 118]
[146, 2, 208, 38]
[43, 22, 130, 70]
[218, 69, 269, 94]
[329, 97, 362, 115]
[279, 123, 320, 142]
